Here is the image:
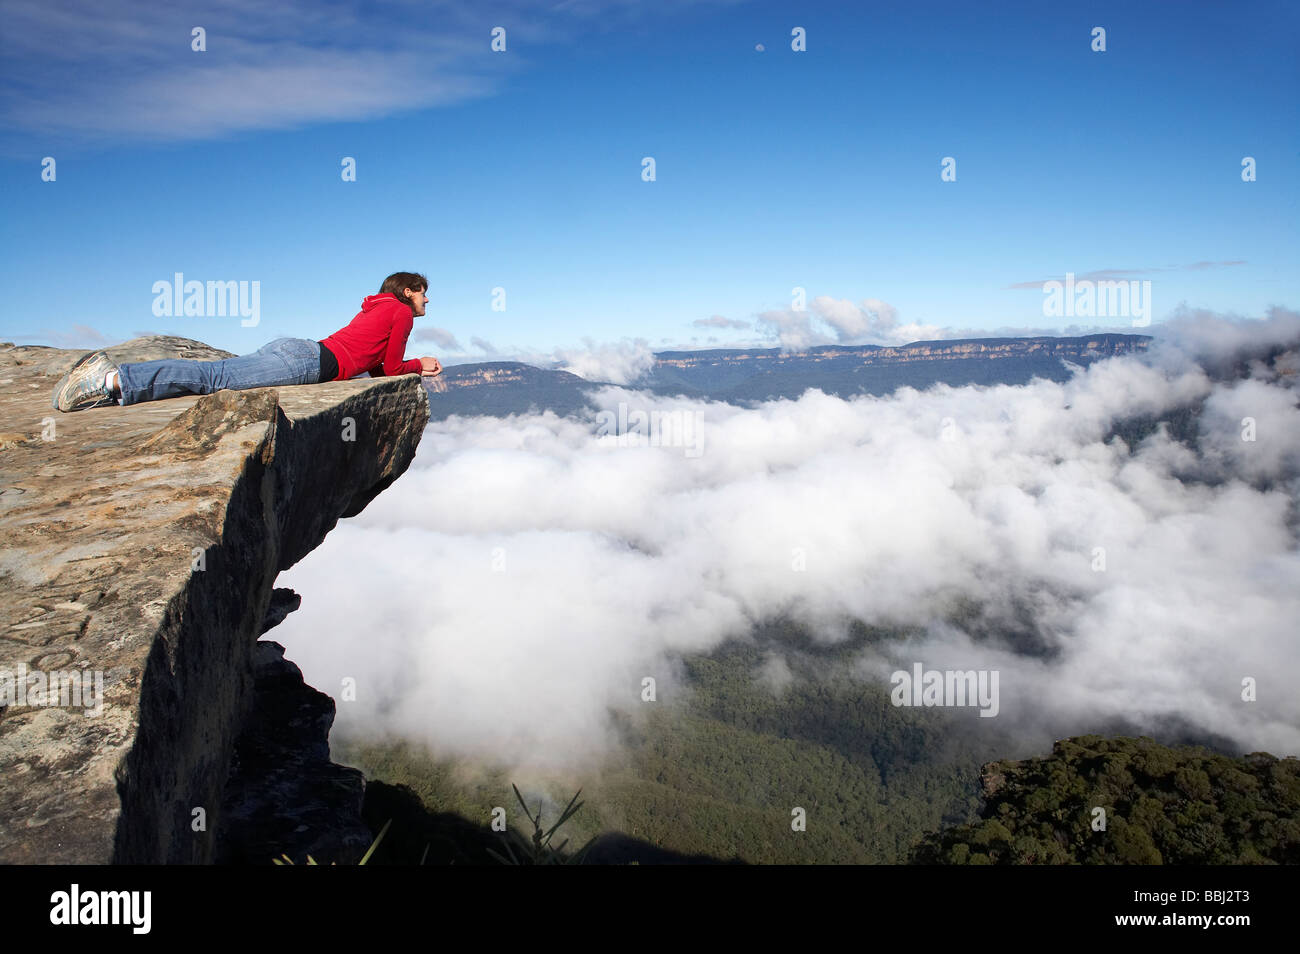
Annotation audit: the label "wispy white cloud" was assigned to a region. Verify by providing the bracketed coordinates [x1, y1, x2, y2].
[1006, 261, 1248, 290]
[0, 0, 745, 147]
[414, 326, 464, 351]
[693, 314, 750, 330]
[7, 323, 115, 350]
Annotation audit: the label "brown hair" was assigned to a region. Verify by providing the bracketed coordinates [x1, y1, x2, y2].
[379, 271, 429, 308]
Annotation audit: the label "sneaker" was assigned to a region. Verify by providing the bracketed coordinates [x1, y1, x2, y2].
[52, 351, 120, 412]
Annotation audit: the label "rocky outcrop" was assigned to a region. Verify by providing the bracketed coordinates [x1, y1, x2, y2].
[213, 593, 372, 866]
[0, 336, 429, 863]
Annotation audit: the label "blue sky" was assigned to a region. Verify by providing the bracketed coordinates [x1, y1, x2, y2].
[1, 0, 1296, 366]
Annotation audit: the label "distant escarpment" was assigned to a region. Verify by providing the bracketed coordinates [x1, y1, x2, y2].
[420, 335, 1154, 420]
[0, 336, 428, 863]
[423, 361, 596, 421]
[643, 334, 1153, 401]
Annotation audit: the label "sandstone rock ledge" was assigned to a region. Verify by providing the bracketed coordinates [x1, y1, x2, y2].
[0, 336, 430, 863]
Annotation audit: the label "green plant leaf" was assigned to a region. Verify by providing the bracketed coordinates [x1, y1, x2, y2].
[359, 819, 392, 866]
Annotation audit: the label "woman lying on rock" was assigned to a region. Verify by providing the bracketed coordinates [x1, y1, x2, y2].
[52, 271, 443, 412]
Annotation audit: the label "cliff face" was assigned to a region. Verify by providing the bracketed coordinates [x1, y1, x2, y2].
[424, 363, 531, 390]
[0, 336, 429, 864]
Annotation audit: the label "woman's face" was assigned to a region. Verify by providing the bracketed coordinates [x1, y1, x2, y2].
[404, 286, 428, 316]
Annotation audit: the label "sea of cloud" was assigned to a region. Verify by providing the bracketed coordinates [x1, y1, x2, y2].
[276, 307, 1300, 775]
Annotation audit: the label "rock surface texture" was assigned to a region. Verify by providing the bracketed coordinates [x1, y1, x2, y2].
[0, 336, 429, 863]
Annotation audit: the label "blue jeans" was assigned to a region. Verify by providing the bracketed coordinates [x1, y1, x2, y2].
[116, 337, 321, 407]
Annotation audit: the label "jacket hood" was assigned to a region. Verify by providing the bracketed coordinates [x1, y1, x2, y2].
[361, 293, 411, 313]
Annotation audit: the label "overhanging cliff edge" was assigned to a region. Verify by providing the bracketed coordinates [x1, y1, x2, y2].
[0, 336, 430, 863]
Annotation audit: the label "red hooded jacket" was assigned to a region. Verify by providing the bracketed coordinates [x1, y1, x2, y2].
[318, 293, 423, 381]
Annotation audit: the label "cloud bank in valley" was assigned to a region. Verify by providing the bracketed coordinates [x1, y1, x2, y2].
[546, 337, 657, 385]
[755, 295, 948, 349]
[276, 307, 1300, 776]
